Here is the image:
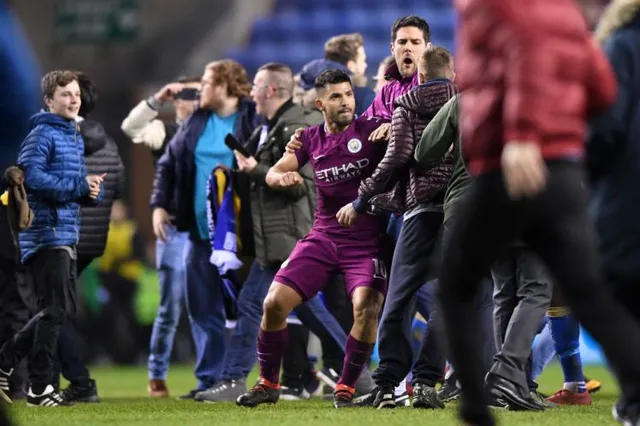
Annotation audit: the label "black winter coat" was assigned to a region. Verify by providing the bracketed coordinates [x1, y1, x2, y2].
[588, 11, 640, 282]
[77, 119, 125, 260]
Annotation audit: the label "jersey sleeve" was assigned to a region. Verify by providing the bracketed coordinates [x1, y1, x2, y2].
[360, 115, 390, 138]
[294, 128, 310, 168]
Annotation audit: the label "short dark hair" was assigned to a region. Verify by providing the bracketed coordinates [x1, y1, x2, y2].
[258, 62, 292, 74]
[391, 15, 430, 43]
[420, 46, 453, 79]
[75, 71, 98, 118]
[176, 76, 201, 84]
[324, 33, 364, 65]
[41, 70, 78, 99]
[313, 69, 352, 92]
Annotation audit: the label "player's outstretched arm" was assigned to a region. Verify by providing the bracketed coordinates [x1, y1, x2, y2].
[265, 153, 303, 188]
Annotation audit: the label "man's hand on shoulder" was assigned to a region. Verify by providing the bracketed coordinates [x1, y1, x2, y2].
[285, 128, 305, 154]
[368, 122, 391, 142]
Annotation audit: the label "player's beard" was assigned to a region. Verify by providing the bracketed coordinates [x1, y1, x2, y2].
[331, 110, 354, 128]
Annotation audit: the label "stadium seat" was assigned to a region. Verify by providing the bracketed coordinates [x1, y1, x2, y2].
[228, 0, 457, 77]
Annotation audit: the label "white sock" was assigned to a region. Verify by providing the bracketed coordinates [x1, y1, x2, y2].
[395, 376, 407, 396]
[563, 381, 586, 393]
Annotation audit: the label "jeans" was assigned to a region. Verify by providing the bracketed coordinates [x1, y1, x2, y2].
[531, 319, 556, 380]
[148, 227, 188, 380]
[221, 260, 347, 381]
[185, 239, 226, 390]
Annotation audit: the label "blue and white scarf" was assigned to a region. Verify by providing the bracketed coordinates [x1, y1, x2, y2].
[206, 167, 243, 275]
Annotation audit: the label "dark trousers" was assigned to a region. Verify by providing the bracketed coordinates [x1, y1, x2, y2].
[412, 276, 495, 387]
[0, 249, 76, 392]
[438, 162, 640, 425]
[281, 323, 313, 388]
[53, 257, 93, 387]
[321, 274, 353, 372]
[490, 248, 552, 392]
[373, 210, 443, 388]
[0, 262, 31, 395]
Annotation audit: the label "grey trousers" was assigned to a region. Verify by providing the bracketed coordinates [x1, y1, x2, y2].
[490, 247, 552, 391]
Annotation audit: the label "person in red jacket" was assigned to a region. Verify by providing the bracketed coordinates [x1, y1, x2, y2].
[439, 0, 640, 425]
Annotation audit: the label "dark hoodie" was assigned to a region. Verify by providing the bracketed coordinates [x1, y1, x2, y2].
[356, 78, 457, 213]
[77, 119, 125, 260]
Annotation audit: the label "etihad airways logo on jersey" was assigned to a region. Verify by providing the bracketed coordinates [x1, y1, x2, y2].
[315, 159, 370, 182]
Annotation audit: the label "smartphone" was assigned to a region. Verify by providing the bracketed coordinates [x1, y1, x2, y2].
[175, 88, 199, 100]
[224, 134, 252, 158]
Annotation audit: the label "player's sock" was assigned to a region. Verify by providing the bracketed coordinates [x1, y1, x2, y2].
[257, 328, 288, 387]
[337, 334, 374, 390]
[548, 307, 586, 393]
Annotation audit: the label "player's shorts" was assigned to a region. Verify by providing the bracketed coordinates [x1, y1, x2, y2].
[274, 232, 387, 301]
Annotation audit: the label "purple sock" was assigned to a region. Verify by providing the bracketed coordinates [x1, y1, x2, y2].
[257, 328, 288, 386]
[337, 334, 374, 390]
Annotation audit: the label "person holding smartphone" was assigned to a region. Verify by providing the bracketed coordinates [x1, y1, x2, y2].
[121, 77, 199, 398]
[150, 60, 261, 399]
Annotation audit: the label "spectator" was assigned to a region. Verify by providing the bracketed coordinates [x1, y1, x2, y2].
[324, 33, 375, 112]
[591, 2, 640, 422]
[373, 56, 395, 93]
[96, 200, 147, 365]
[0, 70, 104, 407]
[354, 46, 457, 409]
[151, 59, 261, 398]
[121, 76, 201, 162]
[121, 76, 199, 398]
[51, 71, 125, 403]
[0, 1, 40, 405]
[0, 166, 34, 404]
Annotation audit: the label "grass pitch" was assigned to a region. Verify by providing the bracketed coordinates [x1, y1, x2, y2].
[8, 364, 620, 425]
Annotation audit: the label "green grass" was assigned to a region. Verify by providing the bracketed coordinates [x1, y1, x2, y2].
[8, 364, 621, 425]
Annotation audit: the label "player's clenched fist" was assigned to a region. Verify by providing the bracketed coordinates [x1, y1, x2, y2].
[279, 171, 303, 187]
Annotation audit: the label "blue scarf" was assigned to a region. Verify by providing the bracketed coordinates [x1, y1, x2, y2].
[206, 167, 243, 275]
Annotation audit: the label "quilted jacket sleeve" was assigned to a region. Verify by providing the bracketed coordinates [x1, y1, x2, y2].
[357, 106, 414, 205]
[18, 131, 90, 203]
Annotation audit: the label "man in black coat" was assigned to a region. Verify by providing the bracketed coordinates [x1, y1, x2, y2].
[590, 3, 640, 423]
[52, 72, 125, 403]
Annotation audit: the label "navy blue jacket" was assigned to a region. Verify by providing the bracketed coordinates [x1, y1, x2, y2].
[18, 112, 102, 263]
[588, 12, 640, 282]
[151, 97, 261, 252]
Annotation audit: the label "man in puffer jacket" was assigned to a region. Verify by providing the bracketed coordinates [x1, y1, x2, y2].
[350, 46, 457, 409]
[52, 72, 125, 403]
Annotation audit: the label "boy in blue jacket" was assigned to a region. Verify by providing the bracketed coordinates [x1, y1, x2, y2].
[0, 70, 104, 407]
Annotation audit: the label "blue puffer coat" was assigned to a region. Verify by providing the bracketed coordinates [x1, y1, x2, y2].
[17, 112, 100, 263]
